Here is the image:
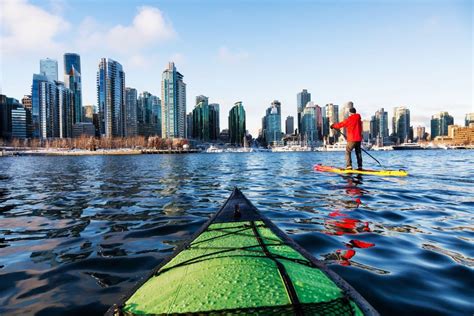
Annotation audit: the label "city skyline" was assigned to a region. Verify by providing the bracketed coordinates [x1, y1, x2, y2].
[1, 0, 472, 135]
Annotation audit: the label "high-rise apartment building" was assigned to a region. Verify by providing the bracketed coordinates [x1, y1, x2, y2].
[192, 95, 219, 141]
[265, 101, 282, 145]
[64, 53, 82, 123]
[229, 101, 246, 146]
[285, 116, 294, 135]
[125, 88, 138, 137]
[301, 102, 323, 144]
[392, 106, 411, 143]
[297, 89, 311, 134]
[431, 111, 453, 138]
[40, 58, 58, 82]
[137, 91, 161, 137]
[325, 103, 339, 138]
[97, 58, 126, 137]
[162, 62, 186, 138]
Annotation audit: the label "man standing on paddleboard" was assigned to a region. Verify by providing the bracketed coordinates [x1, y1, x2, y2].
[330, 108, 363, 170]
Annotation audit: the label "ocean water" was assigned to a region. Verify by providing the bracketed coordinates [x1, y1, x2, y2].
[0, 151, 473, 315]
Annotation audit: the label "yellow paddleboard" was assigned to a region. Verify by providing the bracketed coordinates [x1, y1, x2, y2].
[314, 164, 408, 177]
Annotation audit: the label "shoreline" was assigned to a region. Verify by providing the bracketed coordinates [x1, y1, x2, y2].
[0, 148, 201, 156]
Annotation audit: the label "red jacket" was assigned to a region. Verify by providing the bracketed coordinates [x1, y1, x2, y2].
[332, 113, 363, 142]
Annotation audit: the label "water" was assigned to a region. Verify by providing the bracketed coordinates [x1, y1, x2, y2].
[0, 151, 473, 315]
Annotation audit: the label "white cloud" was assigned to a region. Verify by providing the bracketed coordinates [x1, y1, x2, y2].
[0, 0, 70, 55]
[218, 46, 249, 63]
[77, 6, 176, 54]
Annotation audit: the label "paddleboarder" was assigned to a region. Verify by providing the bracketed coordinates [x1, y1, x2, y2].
[331, 108, 363, 170]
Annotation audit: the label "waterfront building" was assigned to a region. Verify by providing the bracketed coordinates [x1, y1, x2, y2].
[301, 102, 323, 145]
[370, 108, 389, 144]
[465, 113, 474, 127]
[325, 103, 339, 139]
[362, 120, 370, 142]
[209, 103, 220, 140]
[265, 101, 282, 145]
[219, 129, 230, 143]
[193, 97, 220, 141]
[430, 111, 453, 138]
[11, 106, 29, 139]
[32, 74, 57, 138]
[83, 105, 95, 123]
[285, 116, 294, 135]
[21, 95, 32, 111]
[97, 58, 126, 137]
[125, 88, 138, 137]
[192, 95, 210, 141]
[56, 81, 74, 138]
[40, 58, 58, 82]
[415, 126, 426, 141]
[64, 53, 82, 123]
[1, 94, 33, 140]
[162, 62, 186, 138]
[72, 122, 95, 138]
[392, 106, 411, 143]
[186, 112, 193, 139]
[137, 92, 161, 137]
[447, 125, 474, 144]
[228, 101, 246, 146]
[297, 89, 311, 134]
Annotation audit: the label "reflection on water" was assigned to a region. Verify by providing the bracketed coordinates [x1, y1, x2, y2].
[0, 151, 473, 315]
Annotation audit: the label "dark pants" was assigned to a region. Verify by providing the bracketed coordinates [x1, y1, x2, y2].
[346, 141, 362, 169]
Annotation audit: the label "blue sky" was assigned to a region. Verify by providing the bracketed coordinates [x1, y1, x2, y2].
[1, 0, 472, 135]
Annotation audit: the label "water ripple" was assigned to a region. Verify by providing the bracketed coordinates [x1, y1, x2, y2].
[0, 151, 473, 315]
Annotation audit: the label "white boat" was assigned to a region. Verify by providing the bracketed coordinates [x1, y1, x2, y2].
[372, 145, 394, 151]
[392, 143, 423, 150]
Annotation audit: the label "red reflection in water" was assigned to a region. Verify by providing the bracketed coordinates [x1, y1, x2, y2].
[347, 239, 375, 249]
[329, 210, 348, 217]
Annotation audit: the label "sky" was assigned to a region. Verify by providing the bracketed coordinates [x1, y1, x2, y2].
[0, 0, 472, 136]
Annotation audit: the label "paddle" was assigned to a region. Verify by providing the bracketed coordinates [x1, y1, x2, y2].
[332, 128, 383, 167]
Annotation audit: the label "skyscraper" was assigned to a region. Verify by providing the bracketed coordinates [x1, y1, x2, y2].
[137, 91, 161, 137]
[392, 106, 411, 143]
[297, 89, 311, 134]
[162, 62, 186, 138]
[31, 74, 57, 138]
[192, 96, 220, 142]
[64, 53, 82, 124]
[97, 58, 126, 137]
[302, 104, 317, 144]
[125, 88, 138, 137]
[325, 103, 339, 138]
[285, 116, 294, 135]
[430, 111, 454, 138]
[40, 58, 58, 82]
[370, 108, 389, 144]
[265, 101, 282, 145]
[186, 112, 193, 139]
[209, 103, 220, 140]
[56, 81, 74, 138]
[229, 101, 246, 146]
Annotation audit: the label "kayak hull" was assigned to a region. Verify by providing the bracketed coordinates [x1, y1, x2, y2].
[107, 188, 378, 315]
[314, 164, 408, 176]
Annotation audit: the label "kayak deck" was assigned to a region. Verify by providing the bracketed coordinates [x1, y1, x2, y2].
[109, 188, 378, 315]
[314, 164, 408, 176]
